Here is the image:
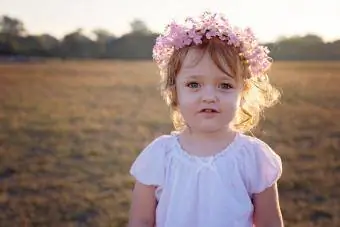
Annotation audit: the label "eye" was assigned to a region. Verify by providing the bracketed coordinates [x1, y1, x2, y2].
[219, 83, 233, 89]
[186, 82, 201, 89]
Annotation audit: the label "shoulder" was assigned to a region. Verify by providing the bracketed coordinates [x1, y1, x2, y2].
[236, 133, 283, 194]
[238, 133, 281, 162]
[134, 134, 175, 160]
[150, 134, 174, 145]
[238, 133, 271, 148]
[129, 134, 175, 186]
[142, 134, 175, 153]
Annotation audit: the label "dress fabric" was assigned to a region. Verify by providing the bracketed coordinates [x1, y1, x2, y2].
[130, 132, 282, 227]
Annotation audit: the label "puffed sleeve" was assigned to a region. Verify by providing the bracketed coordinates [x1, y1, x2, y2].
[242, 138, 283, 194]
[129, 135, 169, 186]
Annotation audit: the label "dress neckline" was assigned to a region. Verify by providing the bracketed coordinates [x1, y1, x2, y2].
[171, 131, 242, 162]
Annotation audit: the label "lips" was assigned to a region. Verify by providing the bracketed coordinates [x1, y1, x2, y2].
[199, 108, 219, 113]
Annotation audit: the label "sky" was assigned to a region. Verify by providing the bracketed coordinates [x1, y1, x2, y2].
[0, 0, 339, 43]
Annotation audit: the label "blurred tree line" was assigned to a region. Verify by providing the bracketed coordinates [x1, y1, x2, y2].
[1, 15, 340, 61]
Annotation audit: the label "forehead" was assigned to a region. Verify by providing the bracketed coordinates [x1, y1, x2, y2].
[178, 48, 233, 79]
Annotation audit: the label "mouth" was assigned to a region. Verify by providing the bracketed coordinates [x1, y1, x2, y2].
[199, 108, 219, 113]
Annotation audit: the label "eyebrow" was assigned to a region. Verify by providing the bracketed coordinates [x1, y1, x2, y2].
[179, 67, 234, 79]
[185, 74, 234, 80]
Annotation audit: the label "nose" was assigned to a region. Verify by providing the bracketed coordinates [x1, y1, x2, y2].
[202, 85, 217, 103]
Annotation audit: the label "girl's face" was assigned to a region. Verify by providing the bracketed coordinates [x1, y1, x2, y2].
[175, 48, 243, 133]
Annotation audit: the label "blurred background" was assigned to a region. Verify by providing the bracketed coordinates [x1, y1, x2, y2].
[0, 0, 339, 227]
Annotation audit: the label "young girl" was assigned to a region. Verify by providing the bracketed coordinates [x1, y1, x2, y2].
[128, 11, 284, 227]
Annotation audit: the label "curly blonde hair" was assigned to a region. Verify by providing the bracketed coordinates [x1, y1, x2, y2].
[158, 37, 281, 133]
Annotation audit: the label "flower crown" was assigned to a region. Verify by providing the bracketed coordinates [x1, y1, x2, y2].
[152, 12, 272, 78]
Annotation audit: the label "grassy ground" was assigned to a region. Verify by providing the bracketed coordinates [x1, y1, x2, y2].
[0, 60, 339, 227]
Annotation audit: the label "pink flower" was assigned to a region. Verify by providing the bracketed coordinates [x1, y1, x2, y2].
[206, 28, 218, 39]
[152, 11, 272, 78]
[193, 34, 202, 45]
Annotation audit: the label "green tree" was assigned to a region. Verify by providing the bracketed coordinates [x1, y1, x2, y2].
[130, 19, 151, 34]
[0, 15, 26, 36]
[92, 29, 115, 43]
[92, 29, 116, 58]
[60, 29, 97, 58]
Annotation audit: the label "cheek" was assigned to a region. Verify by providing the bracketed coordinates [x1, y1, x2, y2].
[221, 92, 241, 108]
[176, 87, 197, 105]
[176, 90, 198, 117]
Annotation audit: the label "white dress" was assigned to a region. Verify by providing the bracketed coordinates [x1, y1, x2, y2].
[130, 132, 282, 227]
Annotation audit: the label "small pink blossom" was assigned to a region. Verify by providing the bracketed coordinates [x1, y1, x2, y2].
[152, 11, 272, 78]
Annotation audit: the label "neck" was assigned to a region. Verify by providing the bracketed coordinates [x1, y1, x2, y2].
[182, 126, 236, 142]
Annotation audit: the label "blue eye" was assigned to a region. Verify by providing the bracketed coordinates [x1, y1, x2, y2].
[186, 82, 200, 89]
[220, 83, 233, 89]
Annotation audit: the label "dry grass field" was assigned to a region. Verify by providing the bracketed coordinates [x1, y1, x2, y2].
[0, 60, 339, 227]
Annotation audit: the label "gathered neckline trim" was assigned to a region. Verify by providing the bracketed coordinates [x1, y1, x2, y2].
[170, 131, 243, 162]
